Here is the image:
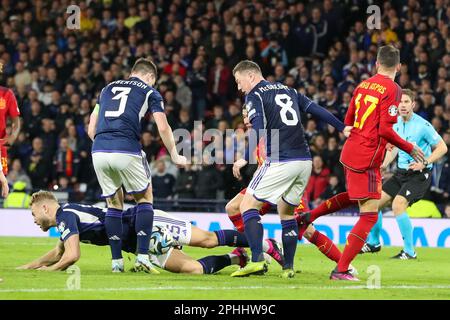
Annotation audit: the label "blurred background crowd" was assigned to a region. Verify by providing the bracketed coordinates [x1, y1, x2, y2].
[0, 0, 449, 214]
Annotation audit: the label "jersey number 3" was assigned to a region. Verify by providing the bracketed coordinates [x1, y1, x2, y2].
[105, 87, 131, 117]
[353, 93, 379, 129]
[275, 94, 298, 126]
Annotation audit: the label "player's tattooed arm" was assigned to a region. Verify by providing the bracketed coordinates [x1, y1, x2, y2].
[16, 240, 65, 270]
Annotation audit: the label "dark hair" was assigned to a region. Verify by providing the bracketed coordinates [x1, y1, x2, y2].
[376, 45, 400, 68]
[131, 58, 158, 78]
[233, 60, 262, 76]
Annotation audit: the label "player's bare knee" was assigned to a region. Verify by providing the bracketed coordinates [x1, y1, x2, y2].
[180, 262, 203, 274]
[303, 225, 315, 240]
[225, 201, 239, 216]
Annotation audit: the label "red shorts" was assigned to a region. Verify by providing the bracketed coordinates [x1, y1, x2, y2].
[239, 188, 272, 215]
[345, 167, 381, 200]
[1, 146, 7, 175]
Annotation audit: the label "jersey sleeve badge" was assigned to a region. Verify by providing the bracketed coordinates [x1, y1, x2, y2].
[388, 105, 398, 117]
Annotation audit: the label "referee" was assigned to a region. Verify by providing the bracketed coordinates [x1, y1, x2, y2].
[361, 89, 448, 259]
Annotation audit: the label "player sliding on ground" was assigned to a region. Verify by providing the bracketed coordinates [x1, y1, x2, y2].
[18, 191, 283, 274]
[226, 109, 356, 274]
[298, 46, 425, 281]
[297, 89, 447, 260]
[88, 58, 186, 274]
[230, 60, 351, 278]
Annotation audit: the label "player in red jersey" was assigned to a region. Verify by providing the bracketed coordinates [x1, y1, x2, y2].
[323, 46, 425, 281]
[0, 63, 21, 198]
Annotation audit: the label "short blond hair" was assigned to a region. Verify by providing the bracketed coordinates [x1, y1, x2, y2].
[30, 190, 58, 206]
[233, 60, 262, 76]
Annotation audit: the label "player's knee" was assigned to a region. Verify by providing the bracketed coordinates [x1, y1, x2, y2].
[225, 201, 239, 216]
[392, 197, 408, 214]
[180, 262, 203, 274]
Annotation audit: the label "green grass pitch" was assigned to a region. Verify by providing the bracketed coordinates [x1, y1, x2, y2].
[1, 237, 449, 300]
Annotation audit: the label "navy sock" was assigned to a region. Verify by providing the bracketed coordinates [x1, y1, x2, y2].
[198, 255, 231, 274]
[135, 202, 154, 254]
[243, 209, 264, 262]
[214, 230, 248, 247]
[105, 208, 123, 260]
[281, 219, 298, 269]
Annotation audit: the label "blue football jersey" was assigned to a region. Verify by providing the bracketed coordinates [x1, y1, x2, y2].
[92, 77, 164, 154]
[245, 80, 312, 161]
[55, 203, 138, 252]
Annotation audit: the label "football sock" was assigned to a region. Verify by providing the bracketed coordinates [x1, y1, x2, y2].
[229, 213, 245, 233]
[367, 211, 383, 246]
[337, 212, 378, 272]
[198, 255, 232, 274]
[310, 192, 357, 222]
[135, 202, 154, 255]
[242, 209, 264, 262]
[214, 230, 248, 247]
[396, 212, 415, 256]
[105, 208, 123, 260]
[259, 202, 272, 215]
[309, 230, 342, 263]
[281, 219, 299, 269]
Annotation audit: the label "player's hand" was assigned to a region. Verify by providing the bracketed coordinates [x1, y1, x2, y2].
[408, 161, 426, 171]
[343, 126, 352, 138]
[171, 153, 187, 167]
[233, 159, 248, 179]
[409, 145, 425, 164]
[0, 174, 9, 198]
[386, 143, 394, 151]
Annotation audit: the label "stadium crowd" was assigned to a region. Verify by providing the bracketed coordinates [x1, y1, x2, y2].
[0, 0, 449, 213]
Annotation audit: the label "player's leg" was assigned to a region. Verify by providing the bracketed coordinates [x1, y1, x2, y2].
[304, 224, 342, 263]
[331, 168, 380, 280]
[92, 152, 125, 272]
[123, 151, 158, 273]
[239, 193, 265, 261]
[225, 190, 245, 232]
[391, 194, 416, 258]
[164, 249, 247, 274]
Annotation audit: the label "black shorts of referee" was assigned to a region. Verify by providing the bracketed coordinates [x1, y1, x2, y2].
[382, 168, 432, 205]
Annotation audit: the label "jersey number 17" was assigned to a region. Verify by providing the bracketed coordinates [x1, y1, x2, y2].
[353, 93, 379, 129]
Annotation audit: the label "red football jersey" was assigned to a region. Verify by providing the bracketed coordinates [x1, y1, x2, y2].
[0, 86, 20, 139]
[340, 74, 413, 172]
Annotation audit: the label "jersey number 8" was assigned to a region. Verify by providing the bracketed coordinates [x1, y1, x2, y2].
[275, 94, 298, 126]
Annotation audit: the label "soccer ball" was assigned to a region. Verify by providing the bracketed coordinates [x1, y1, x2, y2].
[148, 225, 174, 255]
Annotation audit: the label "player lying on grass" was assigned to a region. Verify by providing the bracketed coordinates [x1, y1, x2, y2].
[17, 191, 282, 274]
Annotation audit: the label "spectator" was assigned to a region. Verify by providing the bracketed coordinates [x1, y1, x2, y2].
[7, 159, 32, 189]
[53, 137, 79, 184]
[174, 75, 192, 110]
[305, 155, 331, 202]
[186, 57, 207, 120]
[174, 164, 197, 199]
[141, 131, 161, 164]
[208, 56, 231, 107]
[152, 160, 175, 199]
[3, 180, 31, 208]
[194, 155, 223, 199]
[26, 137, 50, 190]
[313, 174, 345, 209]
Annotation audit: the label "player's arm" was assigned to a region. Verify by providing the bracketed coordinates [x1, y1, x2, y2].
[16, 240, 65, 270]
[233, 94, 263, 178]
[88, 104, 99, 141]
[381, 146, 398, 169]
[43, 235, 81, 271]
[0, 148, 8, 198]
[297, 91, 351, 135]
[5, 89, 21, 146]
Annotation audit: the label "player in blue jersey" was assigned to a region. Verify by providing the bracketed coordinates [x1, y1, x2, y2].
[88, 58, 186, 273]
[360, 89, 447, 259]
[18, 191, 282, 274]
[230, 60, 351, 278]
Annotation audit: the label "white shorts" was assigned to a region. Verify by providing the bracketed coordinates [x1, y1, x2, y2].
[149, 210, 192, 269]
[92, 151, 152, 197]
[247, 160, 312, 206]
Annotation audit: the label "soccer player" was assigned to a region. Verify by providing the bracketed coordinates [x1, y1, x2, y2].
[226, 109, 354, 272]
[230, 60, 351, 278]
[326, 45, 425, 281]
[360, 89, 447, 259]
[88, 58, 186, 273]
[0, 62, 21, 198]
[18, 191, 283, 274]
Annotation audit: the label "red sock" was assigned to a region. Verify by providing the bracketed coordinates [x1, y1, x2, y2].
[310, 192, 357, 222]
[229, 213, 245, 233]
[337, 213, 378, 272]
[259, 203, 272, 216]
[309, 230, 342, 263]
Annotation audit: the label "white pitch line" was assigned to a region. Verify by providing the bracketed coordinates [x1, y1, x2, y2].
[1, 285, 450, 293]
